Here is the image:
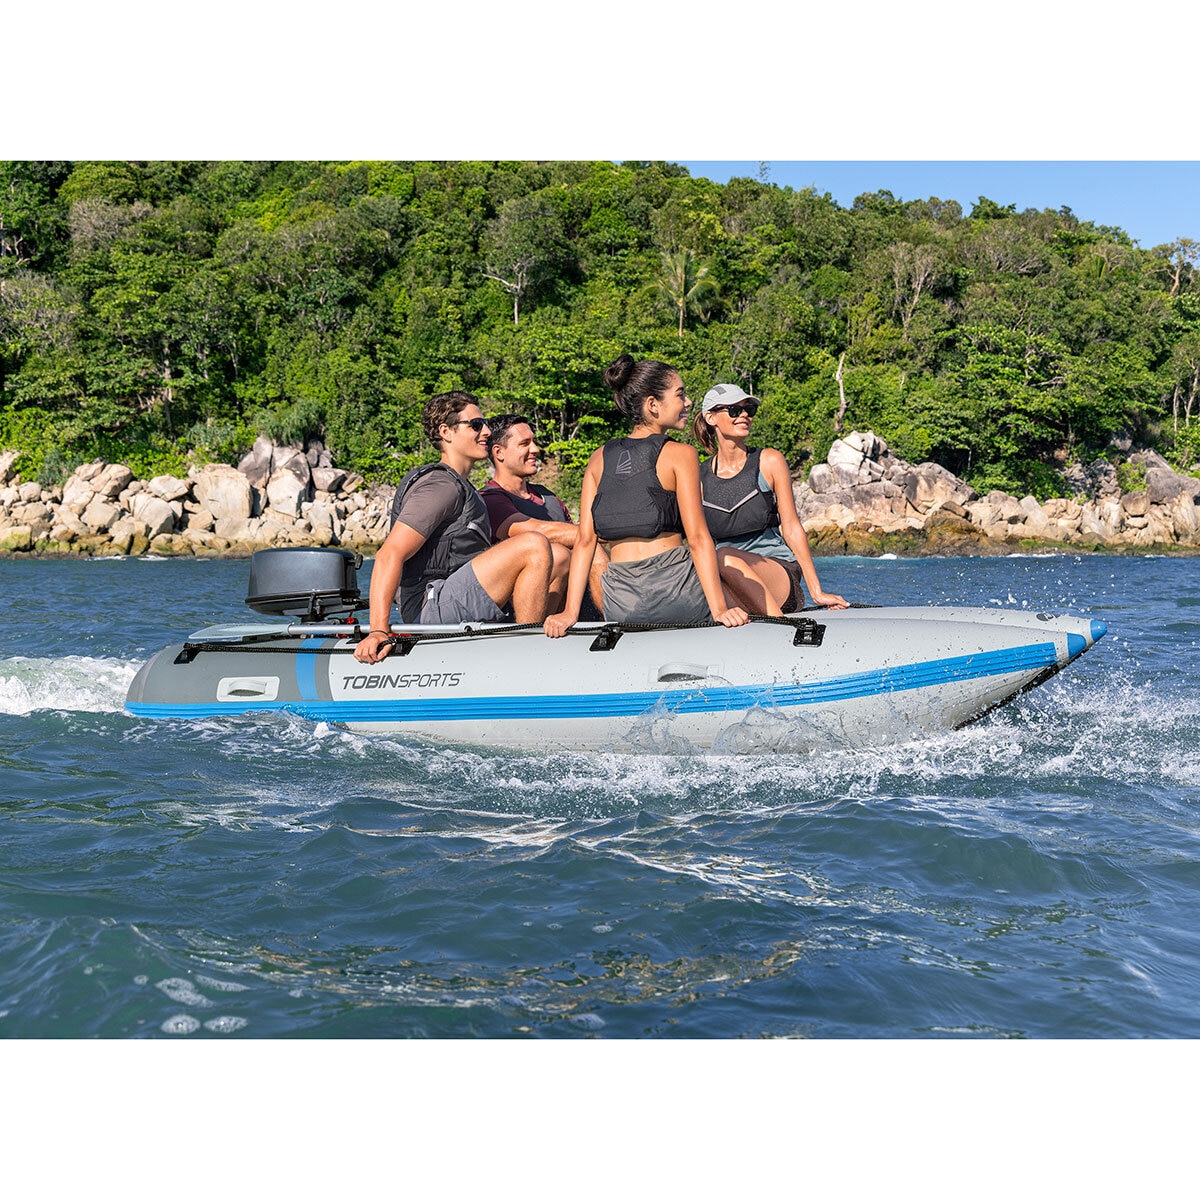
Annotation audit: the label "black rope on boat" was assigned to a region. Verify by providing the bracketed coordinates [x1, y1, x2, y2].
[171, 612, 828, 662]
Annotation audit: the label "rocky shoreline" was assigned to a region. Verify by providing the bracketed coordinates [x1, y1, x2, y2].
[795, 431, 1200, 557]
[3, 431, 1199, 560]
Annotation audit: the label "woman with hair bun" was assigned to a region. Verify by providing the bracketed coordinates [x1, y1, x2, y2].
[692, 382, 847, 615]
[543, 354, 749, 637]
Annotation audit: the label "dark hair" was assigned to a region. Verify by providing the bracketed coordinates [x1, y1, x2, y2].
[485, 412, 532, 463]
[603, 354, 679, 426]
[422, 391, 480, 446]
[691, 408, 717, 456]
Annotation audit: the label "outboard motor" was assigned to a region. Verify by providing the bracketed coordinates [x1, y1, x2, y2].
[245, 547, 363, 622]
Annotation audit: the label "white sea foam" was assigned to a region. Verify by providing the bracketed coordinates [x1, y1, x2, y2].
[195, 974, 250, 993]
[355, 664, 1200, 830]
[155, 977, 212, 1007]
[203, 1015, 249, 1033]
[161, 1014, 201, 1034]
[0, 654, 141, 715]
[148, 671, 1197, 834]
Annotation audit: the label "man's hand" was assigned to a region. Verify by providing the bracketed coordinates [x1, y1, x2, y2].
[354, 630, 395, 663]
[544, 611, 578, 638]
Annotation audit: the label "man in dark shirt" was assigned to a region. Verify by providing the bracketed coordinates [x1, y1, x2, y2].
[480, 413, 607, 617]
[354, 394, 553, 664]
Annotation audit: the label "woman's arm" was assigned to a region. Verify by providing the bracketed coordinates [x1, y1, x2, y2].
[544, 450, 602, 637]
[762, 448, 848, 609]
[665, 443, 749, 627]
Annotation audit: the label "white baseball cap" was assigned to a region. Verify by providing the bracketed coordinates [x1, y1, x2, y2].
[701, 383, 759, 413]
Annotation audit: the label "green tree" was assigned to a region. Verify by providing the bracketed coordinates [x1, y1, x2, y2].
[647, 248, 718, 338]
[480, 192, 572, 326]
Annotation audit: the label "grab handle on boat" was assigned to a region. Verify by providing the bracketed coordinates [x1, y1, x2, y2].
[655, 663, 713, 683]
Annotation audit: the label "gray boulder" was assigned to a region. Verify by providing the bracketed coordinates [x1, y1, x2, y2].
[1128, 449, 1172, 473]
[192, 465, 253, 522]
[311, 466, 348, 494]
[147, 474, 191, 502]
[904, 463, 978, 512]
[237, 435, 276, 488]
[81, 498, 121, 532]
[92, 463, 134, 499]
[130, 494, 178, 538]
[1121, 490, 1150, 517]
[1145, 466, 1200, 505]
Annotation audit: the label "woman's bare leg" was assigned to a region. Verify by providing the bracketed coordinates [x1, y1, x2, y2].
[716, 548, 791, 616]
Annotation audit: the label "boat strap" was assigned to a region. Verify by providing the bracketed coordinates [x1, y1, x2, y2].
[584, 614, 827, 650]
[172, 613, 828, 663]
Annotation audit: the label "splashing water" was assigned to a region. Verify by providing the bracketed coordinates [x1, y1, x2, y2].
[0, 655, 141, 716]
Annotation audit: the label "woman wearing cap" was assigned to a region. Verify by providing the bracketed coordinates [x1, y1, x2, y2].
[544, 355, 749, 637]
[693, 383, 848, 615]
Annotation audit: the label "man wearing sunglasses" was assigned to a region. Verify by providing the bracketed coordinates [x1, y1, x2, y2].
[355, 391, 553, 664]
[481, 413, 608, 618]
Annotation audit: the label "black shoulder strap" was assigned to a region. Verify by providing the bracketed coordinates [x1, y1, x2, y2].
[530, 484, 570, 523]
[390, 462, 469, 528]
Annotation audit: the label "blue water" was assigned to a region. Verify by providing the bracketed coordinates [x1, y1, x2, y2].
[1, 552, 1197, 1040]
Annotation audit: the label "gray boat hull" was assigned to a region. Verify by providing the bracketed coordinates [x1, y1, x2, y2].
[126, 607, 1107, 752]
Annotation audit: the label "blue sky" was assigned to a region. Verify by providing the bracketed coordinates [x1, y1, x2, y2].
[677, 162, 1200, 251]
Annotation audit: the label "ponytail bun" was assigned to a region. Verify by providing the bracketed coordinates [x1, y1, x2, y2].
[604, 354, 679, 426]
[603, 353, 636, 393]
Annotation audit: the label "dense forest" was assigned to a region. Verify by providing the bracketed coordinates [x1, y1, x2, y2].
[3, 159, 1199, 499]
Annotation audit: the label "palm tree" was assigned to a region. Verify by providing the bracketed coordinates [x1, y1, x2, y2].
[648, 249, 718, 338]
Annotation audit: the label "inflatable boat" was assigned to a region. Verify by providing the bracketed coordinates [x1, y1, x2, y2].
[125, 548, 1108, 752]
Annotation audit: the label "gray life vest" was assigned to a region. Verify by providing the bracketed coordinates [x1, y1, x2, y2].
[390, 463, 492, 622]
[699, 448, 780, 541]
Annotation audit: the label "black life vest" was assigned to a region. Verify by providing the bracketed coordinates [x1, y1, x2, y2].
[590, 435, 684, 540]
[390, 463, 493, 622]
[699, 448, 780, 541]
[481, 480, 571, 525]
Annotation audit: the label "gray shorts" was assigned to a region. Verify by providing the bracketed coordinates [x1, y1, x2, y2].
[601, 544, 712, 625]
[420, 561, 507, 625]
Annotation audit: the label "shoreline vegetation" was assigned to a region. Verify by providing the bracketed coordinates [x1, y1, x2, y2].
[3, 431, 1198, 561]
[4, 160, 1200, 563]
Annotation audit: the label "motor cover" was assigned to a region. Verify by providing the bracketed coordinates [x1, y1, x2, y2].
[245, 547, 362, 620]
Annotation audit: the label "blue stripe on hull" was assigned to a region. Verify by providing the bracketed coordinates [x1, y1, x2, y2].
[296, 650, 319, 701]
[126, 641, 1060, 724]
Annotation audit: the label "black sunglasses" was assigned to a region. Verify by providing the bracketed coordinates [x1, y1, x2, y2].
[710, 403, 760, 419]
[451, 416, 490, 432]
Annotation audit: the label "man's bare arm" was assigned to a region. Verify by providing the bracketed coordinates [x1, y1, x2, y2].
[494, 514, 579, 546]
